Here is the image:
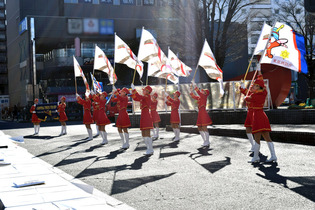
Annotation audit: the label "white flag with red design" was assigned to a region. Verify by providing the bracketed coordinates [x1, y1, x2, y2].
[147, 60, 178, 84]
[114, 34, 144, 78]
[168, 48, 192, 77]
[73, 56, 90, 96]
[137, 28, 167, 64]
[253, 23, 272, 55]
[94, 45, 117, 84]
[197, 40, 224, 96]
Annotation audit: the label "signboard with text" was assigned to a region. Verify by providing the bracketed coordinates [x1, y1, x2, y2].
[83, 18, 99, 34]
[19, 17, 28, 35]
[99, 19, 114, 35]
[68, 19, 83, 34]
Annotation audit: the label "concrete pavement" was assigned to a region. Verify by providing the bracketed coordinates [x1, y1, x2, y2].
[1, 121, 315, 209]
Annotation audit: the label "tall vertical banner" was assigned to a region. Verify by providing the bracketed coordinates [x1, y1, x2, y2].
[260, 22, 308, 74]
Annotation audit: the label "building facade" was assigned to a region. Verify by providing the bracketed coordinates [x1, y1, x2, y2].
[0, 0, 7, 95]
[6, 0, 200, 107]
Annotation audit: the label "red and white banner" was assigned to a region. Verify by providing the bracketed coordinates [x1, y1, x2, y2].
[114, 34, 144, 78]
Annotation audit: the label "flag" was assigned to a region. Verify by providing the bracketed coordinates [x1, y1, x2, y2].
[168, 48, 192, 77]
[253, 23, 272, 55]
[260, 22, 308, 74]
[137, 28, 167, 64]
[147, 61, 178, 84]
[94, 45, 117, 84]
[73, 56, 90, 96]
[197, 40, 223, 81]
[197, 40, 224, 96]
[90, 73, 103, 93]
[114, 34, 144, 78]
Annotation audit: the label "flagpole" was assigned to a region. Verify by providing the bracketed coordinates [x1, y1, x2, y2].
[75, 76, 78, 94]
[113, 32, 117, 87]
[136, 27, 145, 86]
[132, 64, 137, 84]
[192, 39, 206, 82]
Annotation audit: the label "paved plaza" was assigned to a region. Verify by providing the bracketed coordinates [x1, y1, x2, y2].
[1, 120, 315, 209]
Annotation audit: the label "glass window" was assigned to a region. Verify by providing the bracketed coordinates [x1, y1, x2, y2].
[136, 0, 142, 5]
[113, 0, 120, 5]
[120, 0, 135, 5]
[64, 0, 79, 3]
[100, 0, 113, 3]
[143, 0, 154, 5]
[93, 0, 100, 3]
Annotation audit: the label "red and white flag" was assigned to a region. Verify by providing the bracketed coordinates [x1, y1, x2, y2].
[114, 34, 144, 78]
[73, 56, 90, 96]
[137, 28, 167, 64]
[197, 40, 224, 96]
[168, 48, 192, 77]
[147, 61, 178, 84]
[94, 45, 117, 84]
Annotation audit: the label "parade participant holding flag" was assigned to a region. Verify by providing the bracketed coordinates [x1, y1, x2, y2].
[92, 91, 111, 145]
[190, 81, 212, 147]
[92, 94, 100, 137]
[58, 96, 68, 136]
[30, 98, 41, 135]
[239, 82, 255, 152]
[131, 84, 154, 155]
[76, 94, 94, 140]
[111, 87, 131, 149]
[150, 92, 161, 140]
[245, 66, 277, 163]
[165, 90, 181, 142]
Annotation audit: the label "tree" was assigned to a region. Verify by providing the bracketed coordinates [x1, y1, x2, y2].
[200, 0, 262, 68]
[277, 0, 315, 99]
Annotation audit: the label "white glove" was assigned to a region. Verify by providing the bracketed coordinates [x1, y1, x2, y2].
[164, 91, 169, 97]
[76, 93, 80, 97]
[112, 86, 117, 92]
[131, 83, 135, 90]
[90, 90, 95, 95]
[240, 82, 245, 89]
[32, 111, 36, 113]
[191, 80, 196, 87]
[256, 63, 261, 71]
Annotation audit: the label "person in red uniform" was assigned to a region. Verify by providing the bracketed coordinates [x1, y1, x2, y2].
[240, 82, 255, 152]
[92, 91, 111, 145]
[131, 84, 154, 155]
[165, 90, 181, 141]
[190, 81, 212, 147]
[245, 68, 277, 163]
[58, 96, 68, 135]
[92, 92, 100, 137]
[150, 92, 161, 140]
[76, 94, 94, 140]
[30, 98, 41, 135]
[111, 87, 131, 149]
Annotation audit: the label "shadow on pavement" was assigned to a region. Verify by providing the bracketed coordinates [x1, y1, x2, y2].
[159, 152, 190, 159]
[200, 157, 231, 174]
[255, 162, 315, 203]
[110, 172, 176, 195]
[54, 155, 97, 167]
[24, 135, 57, 140]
